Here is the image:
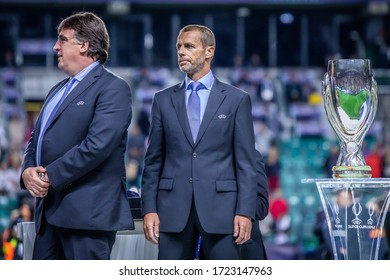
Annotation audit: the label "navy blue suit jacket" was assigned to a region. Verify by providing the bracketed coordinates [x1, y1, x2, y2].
[142, 78, 257, 234]
[21, 64, 134, 233]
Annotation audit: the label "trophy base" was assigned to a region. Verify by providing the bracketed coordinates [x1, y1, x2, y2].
[302, 178, 390, 260]
[332, 165, 372, 178]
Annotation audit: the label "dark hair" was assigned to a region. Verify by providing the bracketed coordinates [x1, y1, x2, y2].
[58, 12, 109, 64]
[179, 24, 215, 50]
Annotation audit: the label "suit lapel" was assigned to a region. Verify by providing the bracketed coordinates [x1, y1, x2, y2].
[50, 64, 103, 124]
[195, 79, 226, 145]
[171, 81, 194, 146]
[34, 79, 68, 140]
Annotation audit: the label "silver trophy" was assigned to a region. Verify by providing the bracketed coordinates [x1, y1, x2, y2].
[303, 59, 390, 260]
[322, 59, 378, 178]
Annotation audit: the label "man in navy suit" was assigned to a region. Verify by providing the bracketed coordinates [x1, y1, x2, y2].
[142, 24, 257, 259]
[20, 12, 134, 259]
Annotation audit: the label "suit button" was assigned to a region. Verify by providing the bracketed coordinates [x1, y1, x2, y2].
[193, 153, 197, 158]
[189, 178, 193, 183]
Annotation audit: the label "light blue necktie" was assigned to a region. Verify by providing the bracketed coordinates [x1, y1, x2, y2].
[36, 78, 76, 165]
[187, 82, 205, 142]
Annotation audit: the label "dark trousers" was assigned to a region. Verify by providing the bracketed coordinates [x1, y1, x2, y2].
[33, 219, 116, 260]
[158, 202, 240, 260]
[239, 221, 268, 260]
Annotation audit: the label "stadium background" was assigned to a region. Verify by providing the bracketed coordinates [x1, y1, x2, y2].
[1, 0, 390, 259]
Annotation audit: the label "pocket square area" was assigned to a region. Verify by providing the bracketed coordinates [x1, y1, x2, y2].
[76, 101, 85, 106]
[218, 114, 227, 119]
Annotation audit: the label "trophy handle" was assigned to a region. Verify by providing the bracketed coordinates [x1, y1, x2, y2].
[364, 76, 378, 140]
[322, 72, 348, 144]
[349, 75, 378, 152]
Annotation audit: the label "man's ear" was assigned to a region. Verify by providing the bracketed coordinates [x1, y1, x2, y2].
[79, 41, 89, 55]
[205, 46, 215, 59]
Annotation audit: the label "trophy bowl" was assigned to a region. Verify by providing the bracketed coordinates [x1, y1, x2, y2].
[322, 59, 378, 178]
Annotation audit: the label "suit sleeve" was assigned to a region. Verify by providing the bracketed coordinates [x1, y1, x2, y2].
[234, 93, 257, 220]
[255, 150, 269, 220]
[20, 129, 37, 189]
[19, 81, 65, 190]
[141, 94, 165, 215]
[45, 78, 132, 192]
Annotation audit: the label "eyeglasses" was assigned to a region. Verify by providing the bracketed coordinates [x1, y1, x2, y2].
[56, 34, 83, 46]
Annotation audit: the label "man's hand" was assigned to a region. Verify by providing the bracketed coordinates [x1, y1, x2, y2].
[22, 167, 50, 197]
[143, 213, 160, 244]
[233, 215, 252, 245]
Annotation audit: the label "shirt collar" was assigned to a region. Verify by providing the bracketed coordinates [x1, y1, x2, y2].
[72, 61, 100, 82]
[185, 70, 214, 90]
